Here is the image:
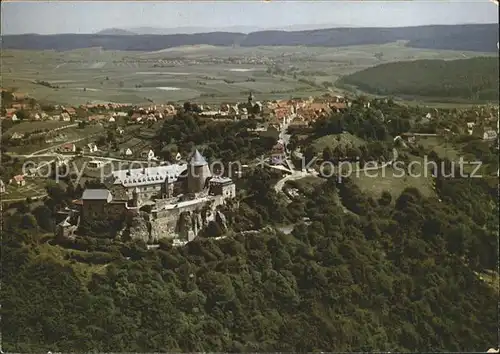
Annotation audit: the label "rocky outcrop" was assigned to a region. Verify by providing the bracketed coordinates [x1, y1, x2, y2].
[125, 201, 230, 244]
[126, 212, 150, 243]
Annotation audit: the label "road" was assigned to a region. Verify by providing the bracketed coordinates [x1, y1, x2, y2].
[26, 136, 94, 157]
[273, 144, 398, 195]
[1, 193, 47, 203]
[274, 170, 315, 193]
[10, 150, 151, 164]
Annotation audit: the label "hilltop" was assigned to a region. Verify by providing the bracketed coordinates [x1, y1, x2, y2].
[96, 28, 137, 36]
[3, 24, 498, 52]
[338, 57, 500, 101]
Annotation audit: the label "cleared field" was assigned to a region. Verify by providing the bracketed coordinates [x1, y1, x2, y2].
[2, 42, 494, 106]
[417, 136, 462, 161]
[352, 156, 435, 200]
[4, 121, 75, 135]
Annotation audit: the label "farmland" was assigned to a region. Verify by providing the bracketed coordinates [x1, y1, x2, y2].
[2, 41, 496, 106]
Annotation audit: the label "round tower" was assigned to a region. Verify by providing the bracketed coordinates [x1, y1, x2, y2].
[187, 149, 212, 194]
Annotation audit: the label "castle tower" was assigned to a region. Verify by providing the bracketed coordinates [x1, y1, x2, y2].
[187, 149, 212, 194]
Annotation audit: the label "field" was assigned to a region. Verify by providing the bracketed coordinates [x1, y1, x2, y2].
[6, 124, 105, 155]
[5, 121, 74, 134]
[35, 242, 110, 285]
[417, 136, 462, 161]
[2, 41, 496, 106]
[352, 156, 435, 200]
[1, 178, 47, 202]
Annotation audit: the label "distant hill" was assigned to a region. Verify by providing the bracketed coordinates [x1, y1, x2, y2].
[96, 28, 136, 36]
[125, 26, 263, 35]
[337, 57, 499, 101]
[3, 24, 498, 52]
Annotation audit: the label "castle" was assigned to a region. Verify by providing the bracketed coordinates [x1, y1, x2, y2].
[56, 150, 236, 243]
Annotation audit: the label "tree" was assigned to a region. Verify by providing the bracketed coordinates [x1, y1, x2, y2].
[303, 146, 317, 167]
[15, 110, 27, 120]
[33, 205, 54, 231]
[106, 130, 116, 144]
[378, 191, 392, 206]
[322, 146, 334, 162]
[20, 213, 38, 230]
[46, 182, 66, 206]
[205, 221, 223, 238]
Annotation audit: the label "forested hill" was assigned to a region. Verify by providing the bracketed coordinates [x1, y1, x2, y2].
[338, 57, 499, 101]
[3, 24, 498, 52]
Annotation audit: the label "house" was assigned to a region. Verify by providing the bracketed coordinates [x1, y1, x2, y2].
[5, 108, 16, 118]
[10, 132, 24, 140]
[109, 116, 116, 123]
[140, 149, 156, 161]
[288, 120, 310, 133]
[11, 103, 28, 110]
[270, 142, 286, 165]
[59, 143, 76, 153]
[64, 107, 76, 116]
[88, 114, 106, 122]
[11, 175, 25, 186]
[87, 143, 98, 153]
[31, 113, 41, 120]
[472, 126, 497, 140]
[467, 122, 475, 135]
[11, 114, 19, 122]
[483, 130, 497, 141]
[60, 112, 71, 122]
[12, 92, 26, 100]
[123, 148, 133, 157]
[116, 127, 125, 135]
[87, 160, 105, 169]
[330, 102, 347, 112]
[0, 180, 5, 193]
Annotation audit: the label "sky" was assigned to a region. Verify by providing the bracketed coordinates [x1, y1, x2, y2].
[1, 0, 498, 35]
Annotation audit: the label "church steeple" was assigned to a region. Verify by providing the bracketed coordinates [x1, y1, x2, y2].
[248, 91, 254, 105]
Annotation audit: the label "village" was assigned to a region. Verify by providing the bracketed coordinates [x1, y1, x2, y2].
[1, 87, 499, 199]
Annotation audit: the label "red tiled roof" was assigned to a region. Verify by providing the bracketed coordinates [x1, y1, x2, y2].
[13, 175, 24, 182]
[330, 102, 347, 109]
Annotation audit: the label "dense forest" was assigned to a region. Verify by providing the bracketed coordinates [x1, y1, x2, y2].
[2, 170, 498, 352]
[338, 57, 499, 101]
[2, 100, 498, 352]
[3, 24, 498, 52]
